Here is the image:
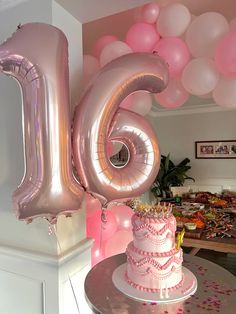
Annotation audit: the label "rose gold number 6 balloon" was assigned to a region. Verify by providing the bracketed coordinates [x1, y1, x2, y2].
[73, 53, 169, 206]
[0, 23, 84, 222]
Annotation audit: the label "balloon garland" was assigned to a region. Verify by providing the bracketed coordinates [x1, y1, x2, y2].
[84, 1, 236, 111]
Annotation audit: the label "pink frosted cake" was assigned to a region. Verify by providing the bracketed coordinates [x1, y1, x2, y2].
[125, 201, 183, 296]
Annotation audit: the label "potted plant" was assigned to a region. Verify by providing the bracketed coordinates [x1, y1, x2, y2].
[151, 153, 195, 198]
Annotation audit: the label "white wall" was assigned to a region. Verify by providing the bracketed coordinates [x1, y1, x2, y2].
[52, 0, 84, 108]
[148, 110, 236, 188]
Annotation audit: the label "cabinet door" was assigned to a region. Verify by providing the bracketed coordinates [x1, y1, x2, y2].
[0, 269, 44, 314]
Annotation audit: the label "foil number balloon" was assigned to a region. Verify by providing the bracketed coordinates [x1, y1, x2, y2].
[73, 52, 169, 206]
[0, 23, 84, 222]
[0, 23, 169, 221]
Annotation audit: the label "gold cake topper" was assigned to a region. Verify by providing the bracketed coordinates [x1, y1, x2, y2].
[126, 199, 173, 218]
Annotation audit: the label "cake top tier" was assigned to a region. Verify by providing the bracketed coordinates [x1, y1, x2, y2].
[126, 199, 173, 219]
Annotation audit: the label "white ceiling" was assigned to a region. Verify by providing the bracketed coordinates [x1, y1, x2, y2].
[57, 0, 236, 25]
[0, 0, 27, 11]
[56, 0, 151, 23]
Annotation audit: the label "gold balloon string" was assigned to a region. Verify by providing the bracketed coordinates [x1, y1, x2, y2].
[48, 223, 81, 314]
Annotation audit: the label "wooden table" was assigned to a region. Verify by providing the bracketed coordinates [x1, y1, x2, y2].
[183, 235, 236, 255]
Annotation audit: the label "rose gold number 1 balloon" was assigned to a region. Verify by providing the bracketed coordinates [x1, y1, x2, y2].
[0, 23, 84, 222]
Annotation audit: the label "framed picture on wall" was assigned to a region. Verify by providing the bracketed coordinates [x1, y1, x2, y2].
[195, 140, 236, 159]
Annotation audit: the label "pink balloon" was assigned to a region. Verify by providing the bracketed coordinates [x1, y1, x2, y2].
[215, 31, 236, 77]
[105, 230, 133, 258]
[141, 3, 160, 24]
[86, 209, 118, 242]
[83, 54, 100, 86]
[154, 79, 189, 109]
[73, 53, 168, 205]
[0, 23, 84, 222]
[152, 37, 190, 77]
[111, 205, 134, 230]
[93, 35, 118, 59]
[100, 40, 132, 67]
[86, 193, 101, 219]
[126, 22, 160, 52]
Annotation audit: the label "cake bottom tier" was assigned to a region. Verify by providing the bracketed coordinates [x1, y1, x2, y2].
[126, 247, 183, 292]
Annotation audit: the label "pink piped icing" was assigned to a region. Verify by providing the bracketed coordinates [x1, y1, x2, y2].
[145, 266, 182, 279]
[127, 242, 177, 257]
[132, 215, 176, 236]
[126, 251, 183, 270]
[134, 214, 176, 224]
[125, 271, 184, 292]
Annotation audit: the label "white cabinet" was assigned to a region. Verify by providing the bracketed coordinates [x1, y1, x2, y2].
[0, 270, 44, 314]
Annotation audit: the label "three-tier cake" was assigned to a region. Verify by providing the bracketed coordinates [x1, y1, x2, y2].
[125, 201, 183, 297]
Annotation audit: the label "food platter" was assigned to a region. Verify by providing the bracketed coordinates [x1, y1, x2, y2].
[173, 191, 236, 239]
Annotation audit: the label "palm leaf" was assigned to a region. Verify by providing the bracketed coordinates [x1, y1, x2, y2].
[151, 153, 195, 197]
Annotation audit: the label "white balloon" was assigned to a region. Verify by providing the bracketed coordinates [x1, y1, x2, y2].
[100, 40, 132, 67]
[181, 58, 219, 96]
[111, 141, 123, 156]
[128, 92, 153, 116]
[185, 12, 229, 57]
[156, 3, 191, 37]
[213, 76, 236, 108]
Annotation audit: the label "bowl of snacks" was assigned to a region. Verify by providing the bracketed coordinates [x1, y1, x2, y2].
[184, 222, 197, 231]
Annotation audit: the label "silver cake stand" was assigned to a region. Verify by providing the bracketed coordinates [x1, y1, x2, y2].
[84, 253, 236, 314]
[112, 264, 197, 304]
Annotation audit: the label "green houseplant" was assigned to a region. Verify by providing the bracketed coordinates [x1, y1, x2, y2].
[151, 153, 195, 198]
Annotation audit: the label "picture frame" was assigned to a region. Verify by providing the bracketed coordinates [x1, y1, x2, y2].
[195, 140, 236, 159]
